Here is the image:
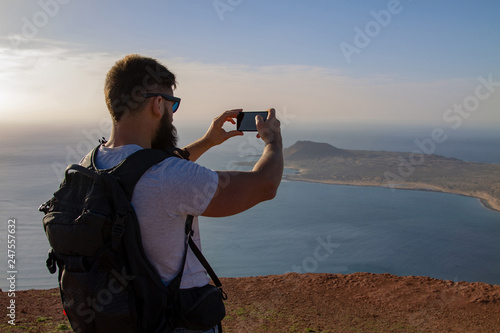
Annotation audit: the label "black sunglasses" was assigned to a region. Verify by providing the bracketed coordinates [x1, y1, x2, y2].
[142, 93, 181, 113]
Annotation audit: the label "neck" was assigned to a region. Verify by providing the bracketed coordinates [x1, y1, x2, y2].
[105, 118, 153, 149]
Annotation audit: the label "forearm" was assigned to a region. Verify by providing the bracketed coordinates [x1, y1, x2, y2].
[183, 109, 244, 162]
[182, 136, 213, 162]
[252, 140, 284, 197]
[203, 141, 283, 217]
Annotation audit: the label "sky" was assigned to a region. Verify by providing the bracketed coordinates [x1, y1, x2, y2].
[0, 0, 499, 132]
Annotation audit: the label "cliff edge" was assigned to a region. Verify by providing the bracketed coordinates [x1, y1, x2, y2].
[2, 272, 500, 332]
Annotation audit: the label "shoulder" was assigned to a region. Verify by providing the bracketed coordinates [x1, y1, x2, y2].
[99, 144, 143, 159]
[140, 156, 218, 215]
[154, 157, 218, 182]
[150, 157, 218, 197]
[85, 144, 143, 170]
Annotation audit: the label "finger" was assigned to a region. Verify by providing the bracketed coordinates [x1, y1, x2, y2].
[225, 109, 243, 118]
[215, 109, 242, 126]
[265, 108, 281, 133]
[255, 114, 265, 132]
[266, 108, 276, 121]
[226, 130, 244, 138]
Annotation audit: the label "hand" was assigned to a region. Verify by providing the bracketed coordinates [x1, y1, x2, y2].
[202, 109, 244, 147]
[256, 108, 282, 146]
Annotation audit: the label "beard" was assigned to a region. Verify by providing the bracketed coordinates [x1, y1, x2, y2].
[151, 112, 178, 152]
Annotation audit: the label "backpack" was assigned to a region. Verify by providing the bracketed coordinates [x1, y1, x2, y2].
[39, 145, 226, 333]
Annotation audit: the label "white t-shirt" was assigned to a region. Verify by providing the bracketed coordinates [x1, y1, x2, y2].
[87, 144, 218, 289]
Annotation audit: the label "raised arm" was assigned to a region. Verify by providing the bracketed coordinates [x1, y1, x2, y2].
[202, 108, 283, 217]
[182, 109, 243, 162]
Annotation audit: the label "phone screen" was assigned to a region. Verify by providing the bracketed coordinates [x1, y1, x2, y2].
[237, 111, 268, 131]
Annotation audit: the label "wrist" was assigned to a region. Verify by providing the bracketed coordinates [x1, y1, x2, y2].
[200, 134, 217, 149]
[264, 132, 283, 147]
[178, 147, 190, 160]
[265, 138, 283, 150]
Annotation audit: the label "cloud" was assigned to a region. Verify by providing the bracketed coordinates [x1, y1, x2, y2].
[170, 59, 499, 129]
[0, 45, 111, 124]
[1, 45, 498, 130]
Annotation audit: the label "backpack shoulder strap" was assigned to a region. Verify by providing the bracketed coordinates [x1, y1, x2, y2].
[80, 145, 100, 169]
[185, 216, 227, 299]
[82, 144, 182, 199]
[112, 148, 176, 200]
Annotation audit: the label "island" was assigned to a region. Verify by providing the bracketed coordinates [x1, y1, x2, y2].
[283, 141, 500, 212]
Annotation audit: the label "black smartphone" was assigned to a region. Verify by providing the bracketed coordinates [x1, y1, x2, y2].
[237, 111, 268, 131]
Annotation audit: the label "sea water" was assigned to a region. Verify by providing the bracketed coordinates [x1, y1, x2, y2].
[0, 124, 499, 290]
[200, 181, 500, 285]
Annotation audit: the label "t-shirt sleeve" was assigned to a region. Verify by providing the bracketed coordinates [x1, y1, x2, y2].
[160, 158, 219, 217]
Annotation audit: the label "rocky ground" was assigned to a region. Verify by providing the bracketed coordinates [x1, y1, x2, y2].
[2, 272, 500, 332]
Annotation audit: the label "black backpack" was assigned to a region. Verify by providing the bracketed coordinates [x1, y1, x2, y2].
[39, 145, 226, 333]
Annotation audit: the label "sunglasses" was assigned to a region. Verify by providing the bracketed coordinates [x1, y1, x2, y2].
[142, 93, 181, 113]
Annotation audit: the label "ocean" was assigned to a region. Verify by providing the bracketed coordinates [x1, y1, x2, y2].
[1, 123, 499, 290]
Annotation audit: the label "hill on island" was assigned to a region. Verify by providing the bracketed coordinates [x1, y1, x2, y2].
[283, 141, 500, 212]
[284, 140, 352, 160]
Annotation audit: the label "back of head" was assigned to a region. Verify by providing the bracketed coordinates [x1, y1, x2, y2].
[104, 54, 177, 122]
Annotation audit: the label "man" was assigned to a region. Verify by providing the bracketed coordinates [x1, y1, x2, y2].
[88, 54, 283, 332]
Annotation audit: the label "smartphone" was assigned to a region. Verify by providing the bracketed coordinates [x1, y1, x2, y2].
[237, 111, 268, 131]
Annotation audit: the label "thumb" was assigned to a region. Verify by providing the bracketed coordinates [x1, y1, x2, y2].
[255, 115, 264, 132]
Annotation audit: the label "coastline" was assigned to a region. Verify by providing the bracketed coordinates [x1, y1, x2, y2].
[283, 173, 500, 213]
[479, 198, 497, 211]
[282, 141, 500, 215]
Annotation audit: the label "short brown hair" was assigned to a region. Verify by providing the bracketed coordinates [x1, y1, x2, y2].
[104, 54, 177, 121]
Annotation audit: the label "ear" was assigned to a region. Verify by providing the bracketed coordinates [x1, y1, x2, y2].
[150, 95, 163, 119]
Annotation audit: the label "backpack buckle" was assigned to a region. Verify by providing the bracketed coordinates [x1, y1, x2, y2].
[39, 199, 54, 214]
[112, 224, 125, 235]
[219, 287, 228, 301]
